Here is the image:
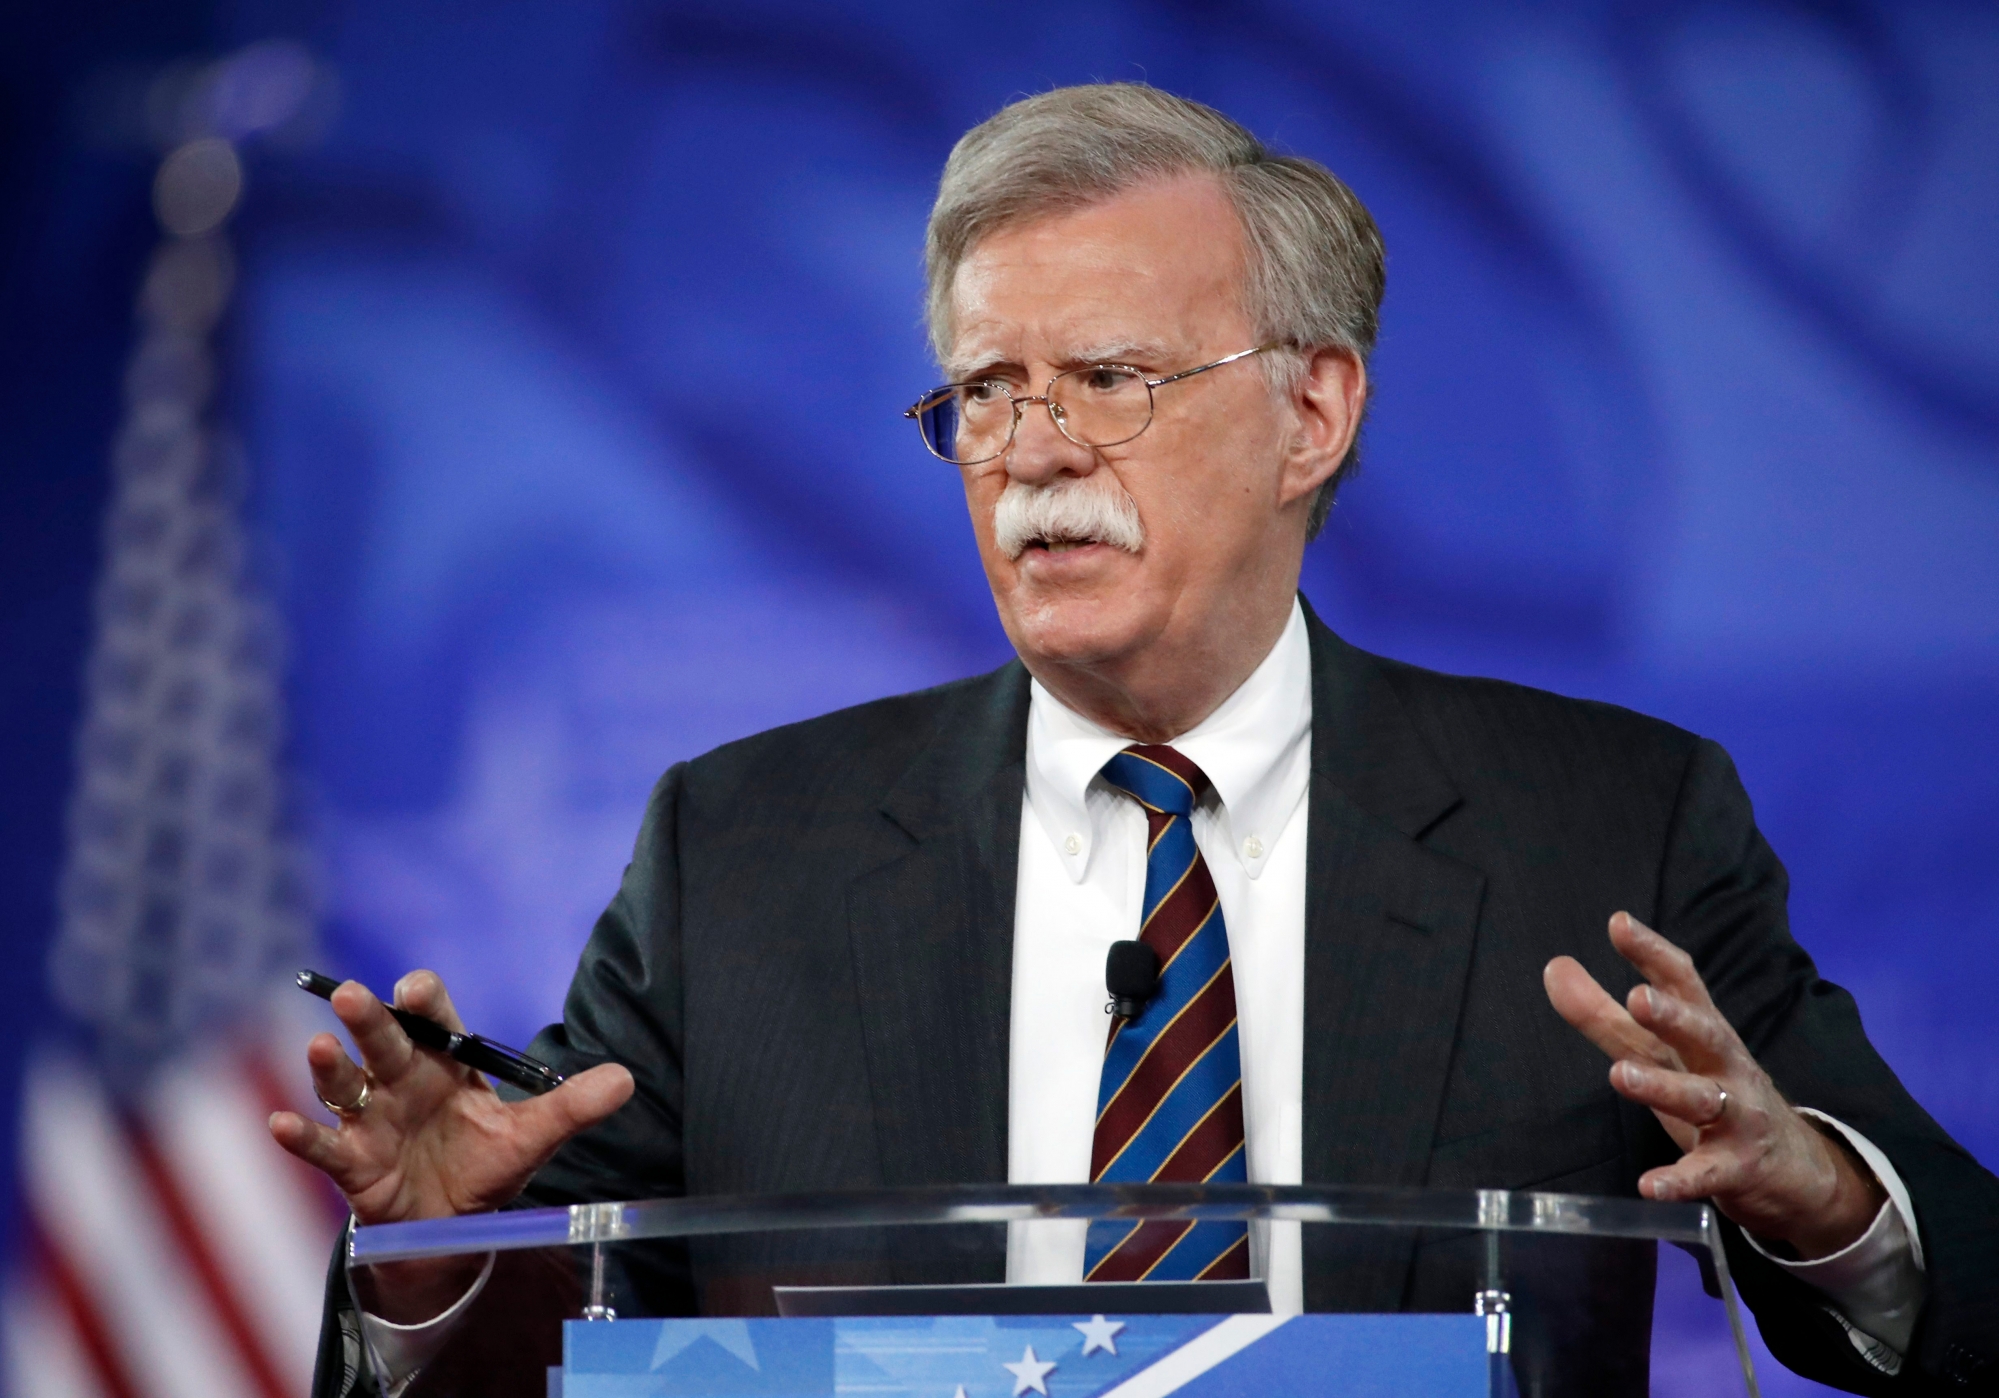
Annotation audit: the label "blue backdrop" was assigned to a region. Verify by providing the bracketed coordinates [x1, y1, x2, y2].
[4, 1, 1995, 1390]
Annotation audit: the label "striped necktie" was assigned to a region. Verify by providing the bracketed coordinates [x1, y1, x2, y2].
[1084, 744, 1250, 1282]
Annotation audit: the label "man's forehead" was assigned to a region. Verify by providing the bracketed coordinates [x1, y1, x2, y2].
[943, 178, 1249, 375]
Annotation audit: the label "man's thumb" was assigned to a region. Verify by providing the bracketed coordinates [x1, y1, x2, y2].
[523, 1063, 635, 1148]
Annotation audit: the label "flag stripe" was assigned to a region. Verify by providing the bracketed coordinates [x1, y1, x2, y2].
[30, 1220, 143, 1398]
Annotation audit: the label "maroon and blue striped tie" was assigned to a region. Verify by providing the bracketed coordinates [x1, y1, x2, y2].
[1085, 744, 1250, 1282]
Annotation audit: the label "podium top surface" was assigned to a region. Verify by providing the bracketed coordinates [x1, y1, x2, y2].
[348, 1182, 1718, 1265]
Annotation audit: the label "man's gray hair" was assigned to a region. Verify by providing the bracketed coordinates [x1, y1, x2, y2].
[925, 83, 1386, 538]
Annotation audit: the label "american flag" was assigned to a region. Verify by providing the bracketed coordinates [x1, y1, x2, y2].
[4, 52, 346, 1397]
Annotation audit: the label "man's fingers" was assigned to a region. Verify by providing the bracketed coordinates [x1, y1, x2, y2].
[509, 1064, 635, 1156]
[268, 1109, 356, 1180]
[1608, 912, 1713, 1009]
[330, 980, 416, 1081]
[1628, 981, 1734, 1069]
[305, 1030, 372, 1113]
[394, 969, 466, 1035]
[1639, 1145, 1745, 1204]
[1610, 1059, 1727, 1128]
[1543, 956, 1677, 1068]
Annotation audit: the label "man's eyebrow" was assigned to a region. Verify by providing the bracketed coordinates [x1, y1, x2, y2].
[1061, 340, 1169, 367]
[944, 341, 1172, 380]
[943, 352, 1020, 381]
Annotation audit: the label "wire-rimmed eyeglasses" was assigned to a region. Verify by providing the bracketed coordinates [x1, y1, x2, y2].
[904, 343, 1281, 466]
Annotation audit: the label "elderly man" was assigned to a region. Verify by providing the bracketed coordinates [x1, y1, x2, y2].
[274, 85, 1996, 1395]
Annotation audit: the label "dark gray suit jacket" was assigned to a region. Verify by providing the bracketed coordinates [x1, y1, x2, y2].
[317, 602, 1998, 1396]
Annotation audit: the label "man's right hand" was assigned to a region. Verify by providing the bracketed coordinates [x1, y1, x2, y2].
[267, 971, 634, 1320]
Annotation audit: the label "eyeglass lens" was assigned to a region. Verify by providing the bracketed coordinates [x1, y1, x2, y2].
[917, 366, 1155, 465]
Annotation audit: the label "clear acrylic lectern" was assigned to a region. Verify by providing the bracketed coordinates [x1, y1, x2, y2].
[345, 1183, 1760, 1397]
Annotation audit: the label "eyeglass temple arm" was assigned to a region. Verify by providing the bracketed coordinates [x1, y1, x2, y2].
[1144, 342, 1284, 389]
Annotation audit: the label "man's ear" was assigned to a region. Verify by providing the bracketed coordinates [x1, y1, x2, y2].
[1278, 346, 1366, 509]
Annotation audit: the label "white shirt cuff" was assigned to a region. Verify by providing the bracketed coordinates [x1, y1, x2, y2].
[357, 1251, 496, 1396]
[1743, 1111, 1925, 1362]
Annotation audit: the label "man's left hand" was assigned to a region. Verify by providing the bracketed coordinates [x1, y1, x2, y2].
[1545, 912, 1886, 1259]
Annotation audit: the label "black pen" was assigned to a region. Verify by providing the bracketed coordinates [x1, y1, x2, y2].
[296, 969, 567, 1096]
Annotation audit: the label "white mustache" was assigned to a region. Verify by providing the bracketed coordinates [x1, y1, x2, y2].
[992, 476, 1145, 560]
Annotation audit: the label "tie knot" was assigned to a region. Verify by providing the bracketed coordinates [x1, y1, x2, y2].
[1099, 744, 1210, 817]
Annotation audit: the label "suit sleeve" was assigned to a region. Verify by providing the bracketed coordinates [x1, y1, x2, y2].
[1656, 738, 1999, 1393]
[519, 761, 692, 1209]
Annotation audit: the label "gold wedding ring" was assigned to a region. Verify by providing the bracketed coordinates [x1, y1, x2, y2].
[1695, 1088, 1727, 1136]
[317, 1074, 372, 1117]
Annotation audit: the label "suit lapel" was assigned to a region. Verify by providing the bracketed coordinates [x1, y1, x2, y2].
[845, 664, 1029, 1193]
[1298, 602, 1487, 1308]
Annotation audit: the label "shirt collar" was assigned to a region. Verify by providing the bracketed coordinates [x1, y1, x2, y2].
[1024, 598, 1314, 883]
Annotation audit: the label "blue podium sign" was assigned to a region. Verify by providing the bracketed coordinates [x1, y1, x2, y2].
[560, 1313, 1493, 1397]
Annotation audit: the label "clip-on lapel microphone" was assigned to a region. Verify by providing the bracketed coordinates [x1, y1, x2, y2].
[1105, 939, 1161, 1020]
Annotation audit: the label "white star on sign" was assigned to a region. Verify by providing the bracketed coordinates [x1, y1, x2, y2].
[952, 1388, 969, 1398]
[1073, 1314, 1125, 1356]
[648, 1318, 761, 1371]
[1003, 1343, 1057, 1395]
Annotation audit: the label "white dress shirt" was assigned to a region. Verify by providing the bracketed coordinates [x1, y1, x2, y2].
[1003, 598, 1925, 1362]
[1006, 599, 1314, 1308]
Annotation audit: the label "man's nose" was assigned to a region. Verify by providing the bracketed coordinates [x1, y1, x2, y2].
[1004, 395, 1096, 484]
